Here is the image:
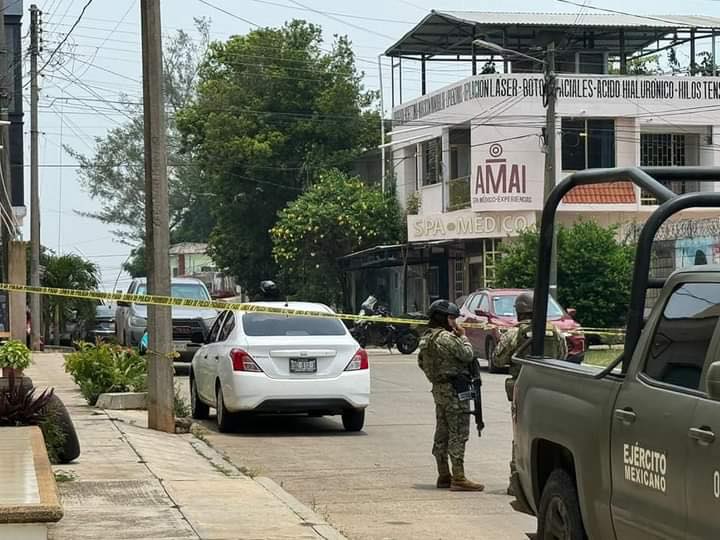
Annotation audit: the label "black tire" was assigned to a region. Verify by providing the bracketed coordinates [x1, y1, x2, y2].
[396, 331, 419, 355]
[215, 384, 235, 433]
[537, 469, 587, 540]
[342, 408, 365, 432]
[190, 375, 209, 420]
[486, 338, 501, 373]
[43, 394, 80, 464]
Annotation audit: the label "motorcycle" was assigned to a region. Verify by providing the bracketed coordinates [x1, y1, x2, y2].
[350, 296, 420, 355]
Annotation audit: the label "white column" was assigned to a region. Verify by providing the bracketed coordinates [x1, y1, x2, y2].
[441, 127, 451, 212]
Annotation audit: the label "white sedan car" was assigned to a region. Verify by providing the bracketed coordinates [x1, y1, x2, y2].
[189, 302, 370, 433]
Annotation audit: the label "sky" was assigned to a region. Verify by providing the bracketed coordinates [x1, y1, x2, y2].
[22, 0, 720, 291]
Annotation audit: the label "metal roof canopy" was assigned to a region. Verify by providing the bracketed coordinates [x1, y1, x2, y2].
[386, 11, 720, 57]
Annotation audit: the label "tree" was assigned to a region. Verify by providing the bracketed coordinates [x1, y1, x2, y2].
[609, 55, 660, 75]
[176, 20, 381, 291]
[68, 19, 213, 270]
[40, 253, 100, 345]
[495, 221, 635, 328]
[271, 170, 403, 306]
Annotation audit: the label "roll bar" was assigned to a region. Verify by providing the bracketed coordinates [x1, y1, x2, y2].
[531, 166, 720, 373]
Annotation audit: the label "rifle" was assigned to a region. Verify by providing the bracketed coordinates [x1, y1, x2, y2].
[450, 359, 485, 437]
[469, 358, 485, 436]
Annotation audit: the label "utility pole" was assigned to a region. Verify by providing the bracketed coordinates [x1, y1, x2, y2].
[0, 0, 12, 282]
[543, 42, 558, 300]
[29, 5, 41, 350]
[140, 0, 174, 433]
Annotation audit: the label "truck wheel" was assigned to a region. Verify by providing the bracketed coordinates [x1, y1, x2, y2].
[486, 338, 501, 373]
[537, 469, 587, 540]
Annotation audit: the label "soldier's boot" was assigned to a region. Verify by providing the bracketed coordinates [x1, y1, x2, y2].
[436, 457, 451, 488]
[450, 460, 485, 492]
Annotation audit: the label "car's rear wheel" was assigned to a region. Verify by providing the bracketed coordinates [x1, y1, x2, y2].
[396, 330, 419, 354]
[342, 408, 365, 432]
[215, 384, 235, 433]
[486, 338, 501, 373]
[190, 375, 209, 420]
[537, 469, 587, 540]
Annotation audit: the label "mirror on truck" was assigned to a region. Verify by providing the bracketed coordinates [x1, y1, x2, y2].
[706, 361, 720, 401]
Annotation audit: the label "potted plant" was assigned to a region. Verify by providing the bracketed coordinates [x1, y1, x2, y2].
[0, 339, 32, 378]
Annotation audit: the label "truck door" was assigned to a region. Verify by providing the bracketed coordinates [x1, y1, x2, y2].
[610, 281, 719, 539]
[686, 296, 720, 540]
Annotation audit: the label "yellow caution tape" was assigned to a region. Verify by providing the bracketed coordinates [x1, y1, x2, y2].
[0, 282, 627, 336]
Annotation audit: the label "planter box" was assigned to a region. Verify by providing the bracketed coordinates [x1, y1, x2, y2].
[96, 392, 148, 410]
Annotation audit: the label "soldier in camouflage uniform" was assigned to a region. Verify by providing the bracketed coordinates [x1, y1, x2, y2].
[495, 291, 568, 495]
[418, 299, 484, 492]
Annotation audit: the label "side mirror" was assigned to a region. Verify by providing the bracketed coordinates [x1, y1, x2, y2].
[706, 361, 720, 401]
[566, 308, 577, 319]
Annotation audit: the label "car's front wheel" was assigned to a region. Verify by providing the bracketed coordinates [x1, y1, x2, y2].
[190, 375, 209, 420]
[342, 408, 365, 432]
[537, 469, 587, 540]
[215, 384, 235, 433]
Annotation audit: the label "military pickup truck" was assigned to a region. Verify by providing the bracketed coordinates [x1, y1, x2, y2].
[510, 167, 720, 540]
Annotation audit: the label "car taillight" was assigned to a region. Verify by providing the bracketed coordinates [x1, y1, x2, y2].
[230, 348, 263, 372]
[345, 349, 369, 371]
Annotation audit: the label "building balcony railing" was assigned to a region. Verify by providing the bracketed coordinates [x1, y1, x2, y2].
[447, 176, 471, 212]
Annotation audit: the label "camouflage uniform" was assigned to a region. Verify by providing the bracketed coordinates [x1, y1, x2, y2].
[418, 327, 475, 479]
[496, 318, 567, 494]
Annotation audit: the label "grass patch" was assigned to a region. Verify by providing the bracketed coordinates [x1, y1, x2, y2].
[585, 347, 623, 367]
[54, 470, 77, 483]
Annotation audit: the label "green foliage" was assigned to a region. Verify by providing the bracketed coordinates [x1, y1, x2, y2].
[271, 170, 403, 306]
[41, 253, 100, 344]
[0, 340, 32, 370]
[39, 412, 67, 465]
[609, 54, 660, 75]
[176, 20, 381, 291]
[406, 192, 421, 215]
[495, 221, 635, 328]
[67, 19, 214, 252]
[65, 342, 147, 405]
[174, 385, 190, 418]
[0, 373, 54, 426]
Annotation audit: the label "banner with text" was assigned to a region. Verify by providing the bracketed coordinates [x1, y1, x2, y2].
[393, 74, 720, 125]
[470, 126, 545, 212]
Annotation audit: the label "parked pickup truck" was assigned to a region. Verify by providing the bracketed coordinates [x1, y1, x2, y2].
[116, 277, 218, 362]
[510, 167, 720, 540]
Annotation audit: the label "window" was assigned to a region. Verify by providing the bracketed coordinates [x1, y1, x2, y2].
[218, 313, 235, 341]
[478, 294, 490, 314]
[561, 118, 615, 171]
[640, 134, 699, 204]
[136, 283, 210, 300]
[644, 282, 720, 391]
[207, 312, 227, 343]
[421, 138, 441, 186]
[242, 313, 346, 337]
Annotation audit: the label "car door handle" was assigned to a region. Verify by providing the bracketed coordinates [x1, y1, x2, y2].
[689, 427, 716, 445]
[614, 408, 636, 424]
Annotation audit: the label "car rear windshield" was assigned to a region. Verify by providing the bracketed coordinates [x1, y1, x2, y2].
[242, 313, 346, 336]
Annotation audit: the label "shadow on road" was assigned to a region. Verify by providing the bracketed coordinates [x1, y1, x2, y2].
[198, 413, 370, 437]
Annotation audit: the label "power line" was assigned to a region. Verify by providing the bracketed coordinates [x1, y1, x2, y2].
[196, 0, 259, 28]
[286, 0, 396, 40]
[38, 0, 95, 77]
[555, 0, 702, 26]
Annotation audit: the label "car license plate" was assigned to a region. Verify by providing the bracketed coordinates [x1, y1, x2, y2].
[290, 358, 317, 373]
[173, 342, 187, 352]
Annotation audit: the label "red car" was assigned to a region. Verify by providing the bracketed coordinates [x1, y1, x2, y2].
[457, 288, 585, 372]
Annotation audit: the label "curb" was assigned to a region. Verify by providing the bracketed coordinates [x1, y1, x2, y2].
[255, 477, 349, 540]
[188, 423, 347, 540]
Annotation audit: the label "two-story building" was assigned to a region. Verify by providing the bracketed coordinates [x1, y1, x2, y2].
[376, 10, 720, 311]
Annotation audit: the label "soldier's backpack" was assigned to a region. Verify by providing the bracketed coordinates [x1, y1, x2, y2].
[417, 327, 446, 383]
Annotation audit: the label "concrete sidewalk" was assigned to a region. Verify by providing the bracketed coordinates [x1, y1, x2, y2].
[26, 353, 346, 540]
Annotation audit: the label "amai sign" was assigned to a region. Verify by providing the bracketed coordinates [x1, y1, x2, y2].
[408, 210, 535, 242]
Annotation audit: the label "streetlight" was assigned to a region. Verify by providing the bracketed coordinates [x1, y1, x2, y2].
[472, 39, 559, 300]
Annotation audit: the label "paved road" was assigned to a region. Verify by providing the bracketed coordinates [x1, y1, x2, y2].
[176, 351, 535, 540]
